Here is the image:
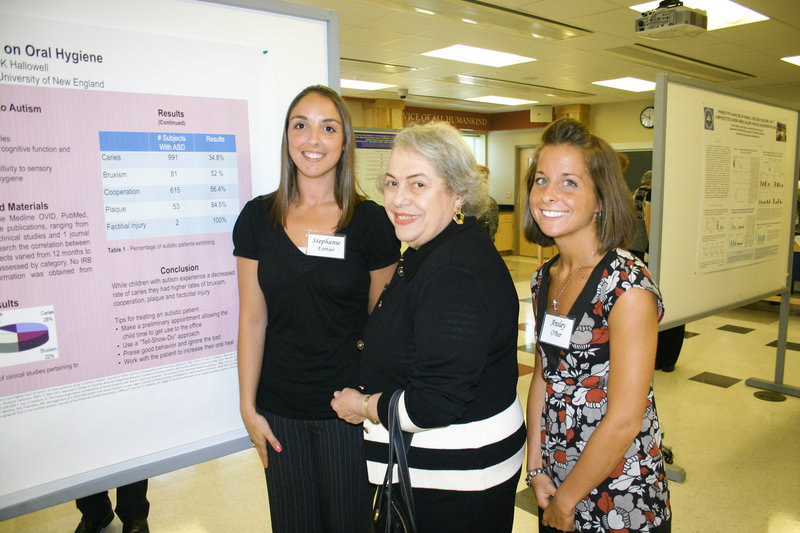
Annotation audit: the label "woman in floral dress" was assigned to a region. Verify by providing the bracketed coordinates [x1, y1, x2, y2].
[523, 119, 671, 532]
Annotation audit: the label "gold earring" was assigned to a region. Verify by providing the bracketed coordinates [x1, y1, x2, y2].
[453, 206, 464, 224]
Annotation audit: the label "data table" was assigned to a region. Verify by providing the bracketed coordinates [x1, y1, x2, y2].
[98, 131, 239, 240]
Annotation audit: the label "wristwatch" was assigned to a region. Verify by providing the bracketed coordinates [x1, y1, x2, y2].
[525, 467, 548, 486]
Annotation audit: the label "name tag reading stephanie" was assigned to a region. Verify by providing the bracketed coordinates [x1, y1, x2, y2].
[540, 313, 574, 349]
[306, 231, 346, 259]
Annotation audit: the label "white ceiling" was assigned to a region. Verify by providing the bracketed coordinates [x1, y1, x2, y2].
[286, 0, 800, 113]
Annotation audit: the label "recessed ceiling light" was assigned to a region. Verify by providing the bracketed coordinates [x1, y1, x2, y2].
[462, 18, 478, 25]
[422, 45, 535, 67]
[781, 55, 800, 67]
[592, 77, 655, 92]
[467, 96, 538, 106]
[340, 79, 396, 91]
[415, 8, 435, 15]
[629, 0, 768, 30]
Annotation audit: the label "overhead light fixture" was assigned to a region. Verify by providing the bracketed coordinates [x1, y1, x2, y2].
[592, 77, 655, 92]
[415, 8, 435, 15]
[629, 0, 767, 30]
[462, 18, 478, 24]
[467, 96, 537, 106]
[781, 55, 800, 67]
[422, 45, 535, 67]
[341, 79, 396, 91]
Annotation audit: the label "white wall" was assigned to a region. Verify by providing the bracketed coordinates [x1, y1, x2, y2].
[486, 100, 657, 206]
[486, 128, 542, 205]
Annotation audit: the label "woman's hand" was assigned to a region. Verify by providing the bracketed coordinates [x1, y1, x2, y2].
[331, 388, 367, 424]
[241, 407, 282, 468]
[541, 489, 577, 532]
[531, 473, 558, 511]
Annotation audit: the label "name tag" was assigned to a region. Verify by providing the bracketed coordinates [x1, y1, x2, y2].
[306, 231, 346, 259]
[540, 312, 574, 349]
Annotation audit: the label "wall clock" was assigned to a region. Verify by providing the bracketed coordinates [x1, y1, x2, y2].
[640, 106, 655, 129]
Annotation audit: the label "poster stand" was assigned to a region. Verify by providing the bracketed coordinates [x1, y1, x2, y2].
[746, 290, 800, 398]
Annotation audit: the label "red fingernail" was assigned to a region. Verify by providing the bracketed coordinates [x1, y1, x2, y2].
[276, 444, 282, 452]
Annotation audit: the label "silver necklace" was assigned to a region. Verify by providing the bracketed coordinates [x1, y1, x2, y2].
[551, 249, 596, 311]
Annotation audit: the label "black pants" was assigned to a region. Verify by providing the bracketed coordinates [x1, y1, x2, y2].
[260, 410, 372, 533]
[655, 325, 685, 370]
[76, 479, 149, 523]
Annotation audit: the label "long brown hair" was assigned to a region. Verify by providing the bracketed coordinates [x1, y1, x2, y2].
[522, 118, 635, 251]
[269, 85, 364, 231]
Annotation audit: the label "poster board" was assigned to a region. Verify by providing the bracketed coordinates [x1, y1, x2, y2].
[649, 74, 800, 329]
[0, 0, 336, 519]
[354, 128, 397, 205]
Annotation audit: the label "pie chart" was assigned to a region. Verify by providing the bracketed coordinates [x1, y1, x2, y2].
[0, 323, 50, 353]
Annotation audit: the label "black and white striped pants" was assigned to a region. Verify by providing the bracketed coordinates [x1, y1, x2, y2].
[259, 410, 372, 533]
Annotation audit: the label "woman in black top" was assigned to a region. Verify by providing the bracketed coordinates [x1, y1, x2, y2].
[331, 122, 525, 533]
[233, 85, 399, 532]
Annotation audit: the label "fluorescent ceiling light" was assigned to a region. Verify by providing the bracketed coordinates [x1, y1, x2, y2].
[629, 0, 768, 30]
[592, 77, 655, 92]
[422, 45, 535, 67]
[462, 18, 478, 24]
[467, 96, 537, 106]
[340, 79, 396, 91]
[781, 55, 800, 67]
[415, 8, 435, 15]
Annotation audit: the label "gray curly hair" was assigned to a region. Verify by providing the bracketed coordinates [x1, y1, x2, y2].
[382, 122, 488, 217]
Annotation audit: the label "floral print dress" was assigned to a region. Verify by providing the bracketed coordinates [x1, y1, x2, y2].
[532, 248, 671, 532]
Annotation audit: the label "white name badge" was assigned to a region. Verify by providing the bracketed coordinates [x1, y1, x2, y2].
[306, 231, 346, 259]
[540, 312, 574, 349]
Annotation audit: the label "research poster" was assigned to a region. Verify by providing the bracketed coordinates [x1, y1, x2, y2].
[354, 130, 396, 204]
[697, 104, 792, 273]
[0, 0, 330, 510]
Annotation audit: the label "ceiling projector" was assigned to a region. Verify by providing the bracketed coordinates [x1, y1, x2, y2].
[635, 2, 708, 38]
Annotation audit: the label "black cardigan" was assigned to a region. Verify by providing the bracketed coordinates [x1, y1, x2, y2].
[359, 218, 520, 429]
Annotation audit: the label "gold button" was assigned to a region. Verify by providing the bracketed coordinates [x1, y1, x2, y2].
[398, 266, 405, 276]
[357, 340, 365, 350]
[377, 300, 382, 308]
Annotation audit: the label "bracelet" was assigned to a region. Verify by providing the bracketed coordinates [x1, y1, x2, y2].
[525, 467, 548, 487]
[362, 394, 379, 425]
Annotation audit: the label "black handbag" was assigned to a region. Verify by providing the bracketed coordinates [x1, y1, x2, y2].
[372, 389, 417, 533]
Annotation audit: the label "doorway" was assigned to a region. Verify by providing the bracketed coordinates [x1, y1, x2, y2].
[514, 145, 557, 263]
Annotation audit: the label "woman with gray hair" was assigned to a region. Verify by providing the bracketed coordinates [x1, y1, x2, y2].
[332, 122, 525, 532]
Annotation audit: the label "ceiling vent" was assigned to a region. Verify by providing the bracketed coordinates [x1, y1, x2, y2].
[603, 44, 754, 83]
[363, 0, 591, 40]
[440, 75, 594, 99]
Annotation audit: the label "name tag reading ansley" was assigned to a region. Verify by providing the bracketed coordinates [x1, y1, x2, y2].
[306, 231, 346, 259]
[540, 312, 574, 349]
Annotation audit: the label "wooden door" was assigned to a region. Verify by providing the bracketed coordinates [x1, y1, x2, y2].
[516, 147, 539, 257]
[515, 146, 557, 262]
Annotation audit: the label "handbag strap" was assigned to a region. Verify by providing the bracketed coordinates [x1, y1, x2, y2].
[389, 391, 415, 521]
[382, 389, 416, 532]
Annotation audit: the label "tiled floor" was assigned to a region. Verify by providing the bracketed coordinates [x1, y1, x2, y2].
[3, 255, 799, 532]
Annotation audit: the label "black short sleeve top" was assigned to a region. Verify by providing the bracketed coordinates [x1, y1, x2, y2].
[233, 194, 400, 418]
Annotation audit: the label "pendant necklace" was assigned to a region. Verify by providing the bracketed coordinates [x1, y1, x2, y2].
[551, 249, 597, 311]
